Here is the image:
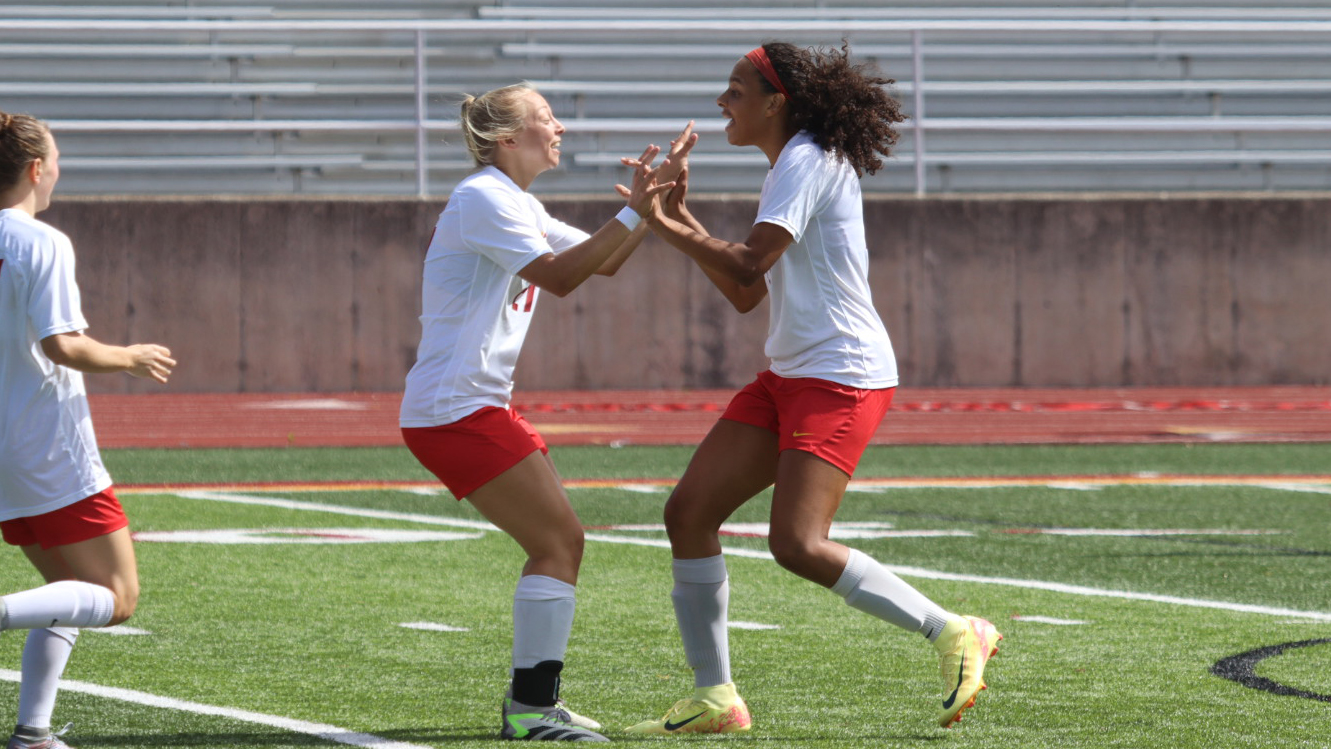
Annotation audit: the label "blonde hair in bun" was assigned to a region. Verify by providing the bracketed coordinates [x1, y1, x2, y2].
[458, 83, 537, 167]
[0, 111, 51, 191]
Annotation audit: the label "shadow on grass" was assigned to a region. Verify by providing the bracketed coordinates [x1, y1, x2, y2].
[613, 733, 948, 744]
[83, 727, 953, 746]
[78, 728, 496, 747]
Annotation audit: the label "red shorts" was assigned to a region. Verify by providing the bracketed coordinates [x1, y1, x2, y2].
[721, 370, 894, 476]
[0, 489, 130, 550]
[402, 407, 549, 500]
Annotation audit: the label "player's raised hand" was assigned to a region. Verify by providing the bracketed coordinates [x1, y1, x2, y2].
[617, 144, 676, 219]
[658, 121, 698, 187]
[622, 121, 697, 188]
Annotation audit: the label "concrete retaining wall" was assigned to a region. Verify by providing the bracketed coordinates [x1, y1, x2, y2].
[42, 195, 1329, 394]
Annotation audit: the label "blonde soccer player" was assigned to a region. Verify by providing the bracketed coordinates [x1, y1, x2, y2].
[399, 84, 691, 742]
[0, 112, 176, 749]
[625, 43, 1001, 734]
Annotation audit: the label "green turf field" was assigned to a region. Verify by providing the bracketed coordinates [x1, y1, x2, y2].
[1, 444, 1328, 748]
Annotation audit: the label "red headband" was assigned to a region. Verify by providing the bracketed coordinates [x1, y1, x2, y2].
[745, 47, 791, 98]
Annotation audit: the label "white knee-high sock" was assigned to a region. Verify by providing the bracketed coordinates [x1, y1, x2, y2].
[512, 575, 576, 671]
[831, 549, 955, 641]
[671, 555, 731, 688]
[1, 581, 115, 631]
[17, 627, 78, 730]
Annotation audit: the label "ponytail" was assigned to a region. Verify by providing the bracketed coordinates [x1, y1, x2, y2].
[0, 111, 51, 192]
[458, 83, 536, 167]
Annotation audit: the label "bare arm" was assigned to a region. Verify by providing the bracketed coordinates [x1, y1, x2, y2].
[519, 145, 673, 296]
[649, 213, 787, 312]
[41, 331, 176, 384]
[648, 165, 789, 313]
[590, 221, 651, 277]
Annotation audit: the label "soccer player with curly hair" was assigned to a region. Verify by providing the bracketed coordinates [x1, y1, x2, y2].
[625, 43, 1001, 734]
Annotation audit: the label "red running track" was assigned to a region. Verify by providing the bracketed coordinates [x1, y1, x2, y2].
[88, 386, 1331, 449]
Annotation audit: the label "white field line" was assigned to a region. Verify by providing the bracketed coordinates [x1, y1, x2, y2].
[172, 490, 1331, 623]
[399, 622, 469, 632]
[177, 490, 498, 531]
[1012, 616, 1091, 625]
[0, 670, 431, 749]
[1030, 528, 1280, 537]
[132, 528, 482, 544]
[91, 625, 152, 636]
[1255, 481, 1331, 496]
[879, 563, 1331, 622]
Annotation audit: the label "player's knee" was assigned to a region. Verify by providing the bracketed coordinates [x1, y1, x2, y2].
[107, 580, 139, 625]
[566, 528, 585, 566]
[768, 534, 819, 577]
[663, 490, 711, 539]
[529, 525, 584, 572]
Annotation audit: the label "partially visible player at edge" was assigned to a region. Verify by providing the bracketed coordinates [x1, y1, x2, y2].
[623, 42, 1001, 734]
[398, 84, 693, 742]
[0, 112, 176, 749]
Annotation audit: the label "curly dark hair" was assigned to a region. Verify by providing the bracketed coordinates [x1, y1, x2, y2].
[758, 41, 905, 177]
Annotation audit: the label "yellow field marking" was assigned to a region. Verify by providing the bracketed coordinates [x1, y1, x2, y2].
[116, 474, 1331, 496]
[536, 423, 642, 434]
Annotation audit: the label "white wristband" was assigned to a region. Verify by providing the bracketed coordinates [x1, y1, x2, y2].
[614, 205, 642, 231]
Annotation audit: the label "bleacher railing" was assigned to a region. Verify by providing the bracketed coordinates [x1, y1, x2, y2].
[10, 17, 1331, 197]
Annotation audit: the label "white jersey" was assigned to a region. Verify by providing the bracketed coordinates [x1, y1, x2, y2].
[0, 208, 111, 520]
[400, 167, 591, 427]
[754, 131, 898, 389]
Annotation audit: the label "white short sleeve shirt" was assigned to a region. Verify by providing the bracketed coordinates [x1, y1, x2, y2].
[0, 208, 112, 520]
[400, 167, 591, 427]
[754, 132, 898, 389]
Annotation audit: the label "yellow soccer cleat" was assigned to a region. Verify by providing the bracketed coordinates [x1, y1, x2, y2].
[625, 682, 752, 735]
[935, 616, 1002, 728]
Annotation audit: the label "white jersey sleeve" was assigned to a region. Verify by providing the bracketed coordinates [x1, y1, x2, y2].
[537, 204, 592, 253]
[754, 140, 828, 243]
[25, 225, 89, 339]
[457, 181, 559, 274]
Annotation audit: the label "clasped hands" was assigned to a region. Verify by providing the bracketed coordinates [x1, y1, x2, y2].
[615, 121, 699, 223]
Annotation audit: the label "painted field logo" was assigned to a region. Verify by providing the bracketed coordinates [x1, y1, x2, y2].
[131, 528, 483, 544]
[1211, 638, 1331, 703]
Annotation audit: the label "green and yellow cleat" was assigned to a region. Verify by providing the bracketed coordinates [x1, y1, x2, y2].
[935, 616, 1002, 728]
[502, 698, 609, 742]
[625, 682, 752, 735]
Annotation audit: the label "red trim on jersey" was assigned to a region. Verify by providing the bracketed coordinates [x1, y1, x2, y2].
[511, 284, 536, 311]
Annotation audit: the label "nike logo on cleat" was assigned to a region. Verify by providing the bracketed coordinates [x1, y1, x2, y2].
[664, 711, 708, 731]
[942, 652, 966, 709]
[791, 431, 814, 437]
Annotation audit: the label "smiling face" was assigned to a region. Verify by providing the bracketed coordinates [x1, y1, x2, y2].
[717, 57, 779, 148]
[511, 90, 565, 176]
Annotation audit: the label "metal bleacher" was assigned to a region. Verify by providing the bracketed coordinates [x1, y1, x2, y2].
[3, 0, 1331, 196]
